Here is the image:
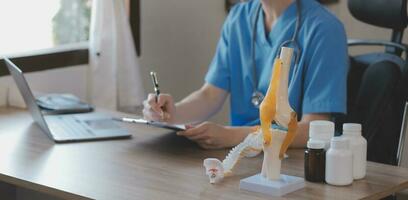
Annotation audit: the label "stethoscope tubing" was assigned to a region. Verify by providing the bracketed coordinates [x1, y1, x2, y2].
[251, 0, 302, 108]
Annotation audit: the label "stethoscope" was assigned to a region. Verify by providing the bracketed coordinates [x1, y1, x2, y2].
[251, 0, 302, 108]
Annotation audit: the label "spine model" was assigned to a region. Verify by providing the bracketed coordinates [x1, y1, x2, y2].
[203, 47, 298, 183]
[204, 131, 264, 183]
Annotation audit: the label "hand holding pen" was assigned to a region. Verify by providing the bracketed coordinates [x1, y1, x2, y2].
[142, 71, 176, 122]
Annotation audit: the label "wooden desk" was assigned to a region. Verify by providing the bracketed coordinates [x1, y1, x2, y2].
[0, 107, 407, 200]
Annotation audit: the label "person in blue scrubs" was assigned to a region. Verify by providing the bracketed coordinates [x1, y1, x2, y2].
[143, 0, 348, 149]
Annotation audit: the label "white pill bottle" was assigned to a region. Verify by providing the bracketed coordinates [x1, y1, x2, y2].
[309, 120, 335, 150]
[325, 137, 353, 186]
[342, 123, 367, 180]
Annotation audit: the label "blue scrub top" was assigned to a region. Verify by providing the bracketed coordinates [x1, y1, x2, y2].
[205, 0, 349, 126]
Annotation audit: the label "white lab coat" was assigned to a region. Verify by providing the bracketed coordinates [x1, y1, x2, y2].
[89, 0, 145, 110]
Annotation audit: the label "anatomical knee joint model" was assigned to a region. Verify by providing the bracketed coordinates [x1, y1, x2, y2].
[204, 47, 298, 183]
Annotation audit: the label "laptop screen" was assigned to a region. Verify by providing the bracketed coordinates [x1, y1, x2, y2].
[4, 58, 52, 135]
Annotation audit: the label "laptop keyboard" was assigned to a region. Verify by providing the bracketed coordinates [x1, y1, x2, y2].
[46, 115, 94, 139]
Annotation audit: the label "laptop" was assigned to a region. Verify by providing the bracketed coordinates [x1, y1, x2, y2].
[4, 58, 131, 142]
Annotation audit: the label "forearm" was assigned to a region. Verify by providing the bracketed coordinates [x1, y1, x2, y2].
[173, 91, 216, 124]
[289, 120, 309, 148]
[289, 114, 331, 148]
[173, 84, 228, 124]
[225, 126, 255, 145]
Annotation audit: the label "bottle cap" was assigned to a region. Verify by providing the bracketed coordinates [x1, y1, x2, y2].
[343, 123, 362, 133]
[330, 137, 349, 149]
[307, 139, 325, 149]
[309, 120, 335, 140]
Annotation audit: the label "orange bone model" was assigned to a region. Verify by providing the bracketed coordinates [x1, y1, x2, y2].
[260, 48, 298, 160]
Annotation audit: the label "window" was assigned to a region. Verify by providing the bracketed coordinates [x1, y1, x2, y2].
[0, 0, 91, 56]
[0, 0, 140, 76]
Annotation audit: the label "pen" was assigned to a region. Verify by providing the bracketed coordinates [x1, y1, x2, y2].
[150, 71, 165, 119]
[150, 71, 160, 102]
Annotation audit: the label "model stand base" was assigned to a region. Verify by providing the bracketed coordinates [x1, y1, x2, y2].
[239, 173, 305, 197]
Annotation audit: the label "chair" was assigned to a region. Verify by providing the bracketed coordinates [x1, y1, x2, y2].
[335, 0, 408, 165]
[398, 102, 408, 167]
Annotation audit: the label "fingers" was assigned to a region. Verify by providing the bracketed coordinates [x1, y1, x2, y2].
[157, 94, 175, 120]
[142, 107, 162, 121]
[187, 133, 209, 141]
[143, 93, 174, 121]
[177, 122, 221, 149]
[177, 122, 210, 137]
[147, 93, 163, 114]
[157, 94, 173, 108]
[162, 111, 171, 121]
[178, 123, 209, 142]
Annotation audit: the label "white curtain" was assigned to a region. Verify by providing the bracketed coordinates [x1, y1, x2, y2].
[89, 0, 145, 110]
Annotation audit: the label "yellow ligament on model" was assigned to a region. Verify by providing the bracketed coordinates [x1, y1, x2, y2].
[260, 58, 298, 160]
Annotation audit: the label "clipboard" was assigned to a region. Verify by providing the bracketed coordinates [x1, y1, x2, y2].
[115, 117, 186, 131]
